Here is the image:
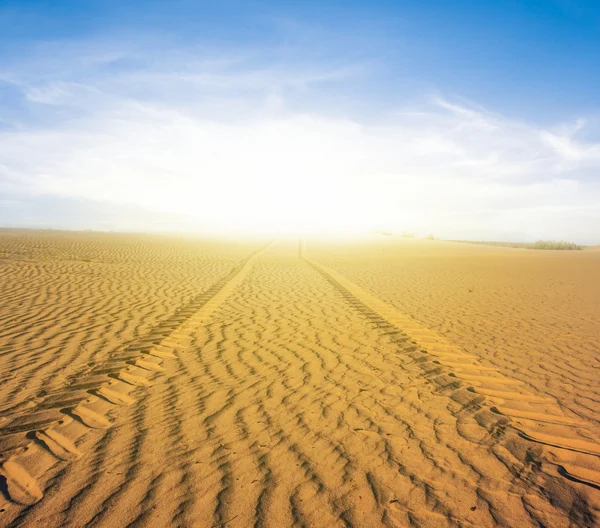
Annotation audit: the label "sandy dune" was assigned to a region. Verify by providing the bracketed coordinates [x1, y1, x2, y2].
[1, 232, 599, 527]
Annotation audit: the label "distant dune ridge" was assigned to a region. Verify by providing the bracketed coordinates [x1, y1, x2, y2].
[0, 231, 599, 527]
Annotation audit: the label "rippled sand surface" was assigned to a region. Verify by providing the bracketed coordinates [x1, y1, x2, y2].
[1, 232, 599, 527]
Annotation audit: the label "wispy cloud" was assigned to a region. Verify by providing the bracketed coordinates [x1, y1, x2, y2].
[1, 37, 599, 241]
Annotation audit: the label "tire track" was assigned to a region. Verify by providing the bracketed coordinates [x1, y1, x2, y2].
[0, 233, 260, 415]
[2, 239, 598, 527]
[0, 242, 272, 510]
[301, 244, 600, 495]
[306, 241, 600, 431]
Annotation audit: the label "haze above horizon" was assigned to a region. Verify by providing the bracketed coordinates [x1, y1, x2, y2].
[1, 0, 599, 243]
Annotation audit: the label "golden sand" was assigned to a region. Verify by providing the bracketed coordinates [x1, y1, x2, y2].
[1, 230, 599, 527]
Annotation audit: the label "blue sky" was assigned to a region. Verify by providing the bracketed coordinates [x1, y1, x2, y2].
[1, 0, 599, 241]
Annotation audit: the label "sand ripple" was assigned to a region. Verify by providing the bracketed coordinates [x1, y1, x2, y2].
[1, 236, 598, 527]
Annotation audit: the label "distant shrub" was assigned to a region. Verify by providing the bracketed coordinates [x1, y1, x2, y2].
[448, 240, 583, 250]
[426, 233, 435, 240]
[402, 232, 414, 238]
[529, 240, 582, 250]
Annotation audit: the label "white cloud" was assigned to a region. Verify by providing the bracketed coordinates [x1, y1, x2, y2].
[1, 40, 599, 242]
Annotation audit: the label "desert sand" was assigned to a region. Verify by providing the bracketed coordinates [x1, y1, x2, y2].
[1, 230, 599, 527]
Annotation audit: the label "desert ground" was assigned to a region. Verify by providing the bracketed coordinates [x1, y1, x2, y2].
[0, 229, 599, 527]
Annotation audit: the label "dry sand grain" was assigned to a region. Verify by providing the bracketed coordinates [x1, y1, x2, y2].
[0, 233, 599, 527]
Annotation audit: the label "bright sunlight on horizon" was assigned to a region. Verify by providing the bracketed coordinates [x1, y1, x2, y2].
[1, 1, 600, 242]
